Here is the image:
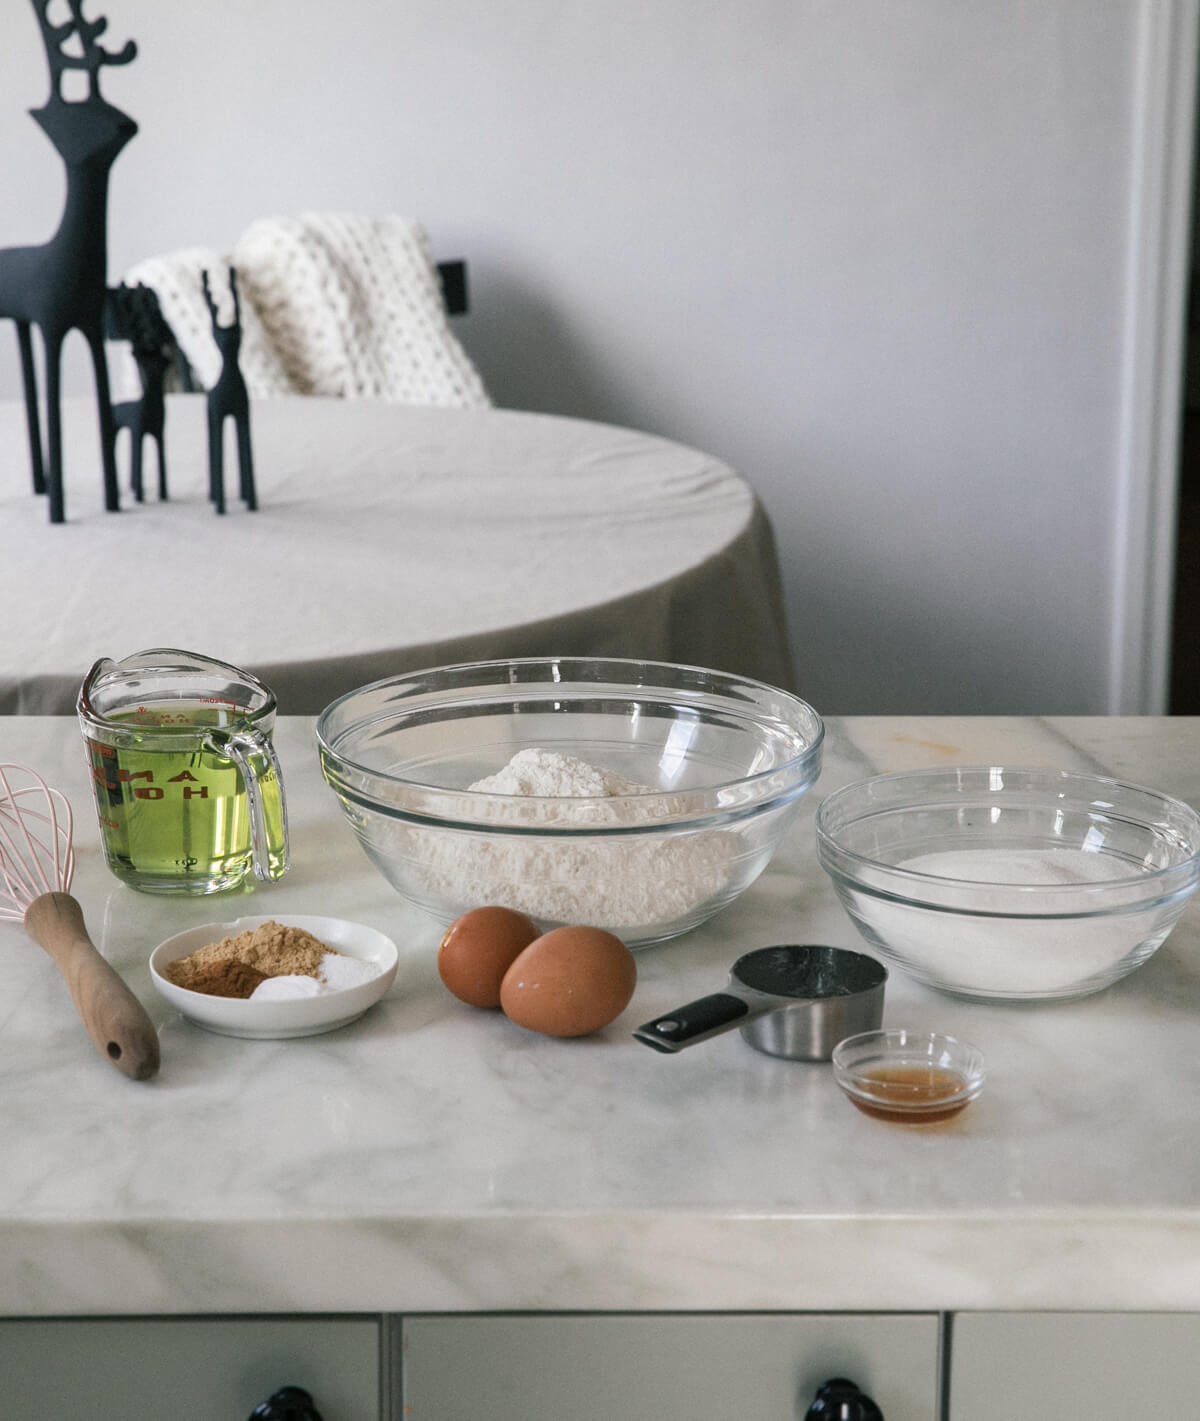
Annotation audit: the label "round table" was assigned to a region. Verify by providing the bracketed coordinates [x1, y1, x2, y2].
[3, 394, 794, 714]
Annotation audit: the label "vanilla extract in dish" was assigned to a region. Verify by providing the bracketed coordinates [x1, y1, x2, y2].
[845, 1065, 972, 1124]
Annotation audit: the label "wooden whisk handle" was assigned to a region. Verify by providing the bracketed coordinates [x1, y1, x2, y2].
[24, 892, 160, 1081]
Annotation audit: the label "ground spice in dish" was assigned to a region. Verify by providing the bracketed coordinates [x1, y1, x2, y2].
[166, 920, 332, 993]
[179, 959, 269, 1000]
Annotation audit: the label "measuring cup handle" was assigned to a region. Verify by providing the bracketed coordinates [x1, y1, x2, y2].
[215, 729, 290, 882]
[633, 992, 751, 1052]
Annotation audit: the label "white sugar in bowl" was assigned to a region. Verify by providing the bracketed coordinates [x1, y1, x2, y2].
[816, 765, 1200, 1002]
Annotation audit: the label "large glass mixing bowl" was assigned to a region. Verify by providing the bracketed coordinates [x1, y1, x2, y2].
[316, 657, 824, 947]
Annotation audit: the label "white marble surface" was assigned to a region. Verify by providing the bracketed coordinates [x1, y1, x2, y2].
[3, 714, 1200, 1316]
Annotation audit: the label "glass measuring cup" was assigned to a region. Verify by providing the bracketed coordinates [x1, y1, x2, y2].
[77, 648, 289, 895]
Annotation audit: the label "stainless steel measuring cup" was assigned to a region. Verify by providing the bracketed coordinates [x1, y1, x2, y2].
[633, 944, 887, 1060]
[78, 648, 289, 895]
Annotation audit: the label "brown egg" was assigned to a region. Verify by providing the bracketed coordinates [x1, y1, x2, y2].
[438, 906, 541, 1008]
[499, 925, 637, 1038]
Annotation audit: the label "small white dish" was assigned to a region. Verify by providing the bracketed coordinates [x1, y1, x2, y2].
[150, 914, 399, 1040]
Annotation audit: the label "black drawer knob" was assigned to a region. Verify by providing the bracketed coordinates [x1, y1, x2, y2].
[806, 1376, 884, 1420]
[247, 1385, 324, 1421]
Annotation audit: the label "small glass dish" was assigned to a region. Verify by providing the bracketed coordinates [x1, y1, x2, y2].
[831, 1028, 985, 1124]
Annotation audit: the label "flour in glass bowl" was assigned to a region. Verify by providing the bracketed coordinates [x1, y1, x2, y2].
[390, 748, 738, 936]
[854, 846, 1177, 997]
[470, 748, 660, 814]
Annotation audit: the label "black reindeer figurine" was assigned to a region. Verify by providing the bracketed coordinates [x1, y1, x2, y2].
[105, 282, 173, 502]
[0, 0, 138, 524]
[202, 266, 257, 514]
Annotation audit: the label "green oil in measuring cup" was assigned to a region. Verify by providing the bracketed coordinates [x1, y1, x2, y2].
[85, 701, 287, 894]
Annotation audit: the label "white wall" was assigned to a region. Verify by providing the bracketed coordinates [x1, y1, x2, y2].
[0, 0, 1191, 713]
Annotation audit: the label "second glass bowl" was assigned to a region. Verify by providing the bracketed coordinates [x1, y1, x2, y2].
[816, 766, 1200, 1001]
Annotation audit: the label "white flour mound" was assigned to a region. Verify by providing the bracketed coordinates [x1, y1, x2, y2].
[393, 747, 738, 933]
[461, 748, 704, 827]
[470, 747, 650, 799]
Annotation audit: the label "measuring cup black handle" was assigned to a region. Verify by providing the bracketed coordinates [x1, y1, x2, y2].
[633, 993, 751, 1052]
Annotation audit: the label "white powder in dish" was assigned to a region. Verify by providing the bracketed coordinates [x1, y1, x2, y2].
[252, 975, 323, 1001]
[318, 952, 382, 991]
[388, 747, 738, 936]
[852, 846, 1173, 996]
[250, 953, 381, 1001]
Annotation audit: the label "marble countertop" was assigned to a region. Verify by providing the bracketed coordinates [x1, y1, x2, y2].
[4, 714, 1200, 1318]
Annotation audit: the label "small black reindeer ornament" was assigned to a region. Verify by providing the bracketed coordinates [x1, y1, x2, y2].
[202, 266, 257, 514]
[0, 0, 138, 524]
[105, 282, 173, 501]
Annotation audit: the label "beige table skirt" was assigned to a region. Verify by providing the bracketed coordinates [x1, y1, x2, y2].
[0, 394, 794, 714]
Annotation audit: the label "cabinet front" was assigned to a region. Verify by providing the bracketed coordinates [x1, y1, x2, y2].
[0, 1316, 381, 1421]
[950, 1312, 1200, 1419]
[400, 1312, 939, 1420]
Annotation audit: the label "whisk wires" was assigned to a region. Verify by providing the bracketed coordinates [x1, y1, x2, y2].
[0, 764, 76, 919]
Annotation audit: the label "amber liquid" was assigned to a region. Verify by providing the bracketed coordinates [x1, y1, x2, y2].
[848, 1065, 970, 1123]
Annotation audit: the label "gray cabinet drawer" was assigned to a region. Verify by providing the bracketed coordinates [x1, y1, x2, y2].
[950, 1312, 1200, 1419]
[400, 1312, 939, 1420]
[0, 1316, 381, 1421]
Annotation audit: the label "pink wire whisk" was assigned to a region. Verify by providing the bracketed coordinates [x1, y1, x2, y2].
[0, 764, 76, 917]
[0, 763, 158, 1080]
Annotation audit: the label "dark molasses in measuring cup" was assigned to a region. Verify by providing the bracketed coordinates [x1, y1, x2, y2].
[77, 648, 289, 895]
[634, 944, 886, 1060]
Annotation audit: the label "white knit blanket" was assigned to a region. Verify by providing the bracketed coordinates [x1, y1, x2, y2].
[117, 246, 293, 397]
[114, 214, 490, 408]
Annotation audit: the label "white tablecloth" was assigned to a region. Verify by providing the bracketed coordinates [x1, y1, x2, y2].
[1, 395, 794, 714]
